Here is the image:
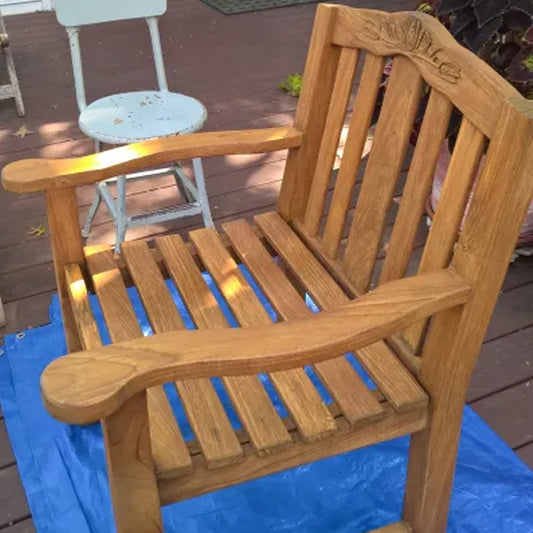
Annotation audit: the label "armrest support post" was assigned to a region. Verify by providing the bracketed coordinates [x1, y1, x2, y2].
[46, 187, 85, 352]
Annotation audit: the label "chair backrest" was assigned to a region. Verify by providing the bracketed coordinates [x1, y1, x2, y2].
[55, 0, 169, 111]
[278, 5, 533, 388]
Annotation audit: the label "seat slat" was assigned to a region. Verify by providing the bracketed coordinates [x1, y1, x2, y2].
[322, 52, 385, 258]
[85, 245, 193, 477]
[154, 235, 292, 455]
[189, 227, 338, 442]
[344, 56, 423, 293]
[120, 241, 243, 469]
[303, 46, 359, 235]
[223, 219, 384, 425]
[380, 89, 453, 285]
[255, 212, 427, 412]
[403, 118, 485, 352]
[85, 246, 192, 477]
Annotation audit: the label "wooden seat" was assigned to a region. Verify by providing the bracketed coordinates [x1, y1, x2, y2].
[2, 5, 532, 533]
[68, 217, 428, 482]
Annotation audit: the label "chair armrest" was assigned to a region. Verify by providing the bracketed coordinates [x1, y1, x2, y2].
[2, 127, 302, 194]
[41, 269, 470, 425]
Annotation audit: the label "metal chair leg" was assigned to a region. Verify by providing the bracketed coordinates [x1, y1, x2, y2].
[193, 157, 213, 227]
[172, 162, 193, 203]
[82, 187, 102, 238]
[115, 175, 127, 253]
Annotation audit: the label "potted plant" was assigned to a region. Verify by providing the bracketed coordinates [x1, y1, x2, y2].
[420, 0, 533, 246]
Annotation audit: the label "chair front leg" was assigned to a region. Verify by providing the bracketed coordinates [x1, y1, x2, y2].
[102, 390, 163, 533]
[403, 389, 465, 533]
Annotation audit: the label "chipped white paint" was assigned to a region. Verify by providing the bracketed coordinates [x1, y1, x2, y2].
[79, 91, 207, 144]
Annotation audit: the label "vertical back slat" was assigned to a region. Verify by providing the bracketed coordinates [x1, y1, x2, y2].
[322, 52, 385, 258]
[278, 4, 340, 221]
[403, 117, 485, 351]
[302, 46, 360, 235]
[343, 56, 423, 293]
[380, 90, 453, 284]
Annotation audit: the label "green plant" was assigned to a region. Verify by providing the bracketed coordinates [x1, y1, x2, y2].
[420, 0, 533, 98]
[279, 73, 303, 97]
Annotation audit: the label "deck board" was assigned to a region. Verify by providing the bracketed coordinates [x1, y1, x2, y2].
[0, 0, 531, 529]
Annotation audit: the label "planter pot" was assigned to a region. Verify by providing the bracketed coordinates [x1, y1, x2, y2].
[429, 143, 533, 247]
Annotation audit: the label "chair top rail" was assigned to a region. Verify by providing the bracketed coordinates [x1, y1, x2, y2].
[41, 269, 470, 425]
[331, 6, 520, 138]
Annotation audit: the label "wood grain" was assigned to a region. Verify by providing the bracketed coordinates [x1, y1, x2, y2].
[380, 89, 453, 284]
[332, 8, 520, 138]
[223, 218, 385, 425]
[155, 234, 292, 456]
[101, 391, 163, 533]
[46, 188, 85, 352]
[343, 56, 423, 293]
[303, 46, 359, 235]
[255, 212, 428, 411]
[40, 268, 470, 425]
[2, 127, 302, 193]
[322, 52, 386, 258]
[404, 98, 533, 533]
[86, 245, 193, 478]
[158, 403, 427, 504]
[278, 3, 341, 220]
[64, 262, 101, 350]
[403, 117, 485, 352]
[121, 240, 242, 470]
[190, 227, 337, 442]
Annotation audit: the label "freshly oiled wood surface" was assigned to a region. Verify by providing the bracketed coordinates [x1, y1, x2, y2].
[64, 262, 101, 350]
[403, 117, 485, 351]
[2, 127, 302, 193]
[332, 7, 520, 138]
[380, 89, 453, 284]
[278, 3, 340, 220]
[303, 46, 359, 234]
[343, 56, 422, 293]
[85, 246, 193, 477]
[190, 227, 337, 442]
[158, 403, 427, 505]
[154, 234, 293, 456]
[322, 52, 385, 258]
[121, 239, 242, 469]
[101, 391, 163, 533]
[405, 99, 533, 532]
[46, 188, 85, 352]
[2, 1, 531, 529]
[255, 212, 428, 411]
[223, 218, 385, 425]
[40, 269, 469, 425]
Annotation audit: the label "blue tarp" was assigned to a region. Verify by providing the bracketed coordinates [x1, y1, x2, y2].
[0, 274, 532, 532]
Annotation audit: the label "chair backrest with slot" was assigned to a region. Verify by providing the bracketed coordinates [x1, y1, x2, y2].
[278, 5, 533, 386]
[54, 0, 169, 111]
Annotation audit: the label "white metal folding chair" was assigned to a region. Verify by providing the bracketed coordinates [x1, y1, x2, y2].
[54, 0, 213, 252]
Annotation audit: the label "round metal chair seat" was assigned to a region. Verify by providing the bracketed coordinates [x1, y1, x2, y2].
[79, 90, 207, 144]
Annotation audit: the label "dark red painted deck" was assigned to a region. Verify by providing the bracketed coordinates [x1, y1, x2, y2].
[0, 0, 531, 530]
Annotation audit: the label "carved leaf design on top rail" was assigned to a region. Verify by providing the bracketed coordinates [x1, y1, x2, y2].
[364, 16, 461, 83]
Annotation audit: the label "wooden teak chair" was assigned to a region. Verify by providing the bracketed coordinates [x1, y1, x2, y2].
[2, 5, 532, 533]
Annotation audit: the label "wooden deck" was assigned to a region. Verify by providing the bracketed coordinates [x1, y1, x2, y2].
[0, 0, 531, 530]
